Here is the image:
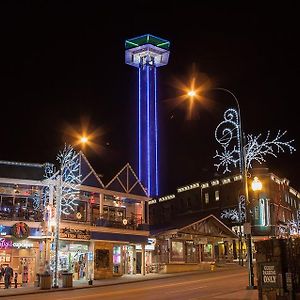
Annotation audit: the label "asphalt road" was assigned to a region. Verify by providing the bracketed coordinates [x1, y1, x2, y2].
[2, 268, 258, 300]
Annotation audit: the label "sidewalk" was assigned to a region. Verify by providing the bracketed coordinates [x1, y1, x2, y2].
[0, 263, 257, 299]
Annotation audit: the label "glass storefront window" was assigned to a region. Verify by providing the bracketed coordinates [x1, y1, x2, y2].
[113, 246, 121, 274]
[186, 241, 198, 263]
[171, 240, 184, 262]
[203, 244, 213, 260]
[55, 242, 89, 280]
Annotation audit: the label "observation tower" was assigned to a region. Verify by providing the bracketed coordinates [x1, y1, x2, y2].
[125, 34, 170, 196]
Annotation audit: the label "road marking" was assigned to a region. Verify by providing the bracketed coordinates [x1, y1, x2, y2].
[57, 272, 245, 300]
[166, 285, 208, 294]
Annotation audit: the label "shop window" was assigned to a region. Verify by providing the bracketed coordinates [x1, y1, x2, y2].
[205, 193, 209, 204]
[203, 244, 213, 261]
[95, 249, 110, 269]
[103, 206, 125, 222]
[113, 246, 121, 274]
[0, 196, 14, 219]
[14, 197, 27, 219]
[215, 190, 220, 201]
[171, 240, 184, 262]
[91, 204, 100, 224]
[61, 201, 87, 222]
[186, 241, 198, 263]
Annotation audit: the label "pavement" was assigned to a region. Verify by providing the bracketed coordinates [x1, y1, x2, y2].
[0, 263, 258, 299]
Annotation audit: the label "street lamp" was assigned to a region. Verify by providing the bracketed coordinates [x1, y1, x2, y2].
[80, 136, 88, 144]
[213, 87, 256, 289]
[252, 176, 262, 192]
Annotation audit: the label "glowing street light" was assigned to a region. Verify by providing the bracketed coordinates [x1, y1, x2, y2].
[187, 90, 197, 97]
[252, 176, 262, 192]
[80, 136, 89, 144]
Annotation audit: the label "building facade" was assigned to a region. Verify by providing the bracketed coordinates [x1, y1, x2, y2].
[149, 168, 300, 261]
[0, 153, 151, 285]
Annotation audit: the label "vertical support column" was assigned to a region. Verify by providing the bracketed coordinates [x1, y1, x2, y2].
[99, 193, 104, 217]
[168, 239, 172, 263]
[87, 199, 91, 223]
[141, 201, 145, 224]
[142, 244, 146, 276]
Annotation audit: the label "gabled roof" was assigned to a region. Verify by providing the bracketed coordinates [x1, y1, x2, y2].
[152, 214, 237, 239]
[79, 151, 104, 188]
[105, 163, 148, 197]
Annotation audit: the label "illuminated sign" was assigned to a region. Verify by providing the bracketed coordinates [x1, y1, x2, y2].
[60, 228, 90, 240]
[0, 238, 33, 249]
[0, 225, 7, 236]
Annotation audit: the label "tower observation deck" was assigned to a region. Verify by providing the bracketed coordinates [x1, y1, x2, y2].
[125, 34, 170, 197]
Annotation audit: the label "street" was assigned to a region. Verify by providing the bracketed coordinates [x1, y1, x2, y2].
[1, 267, 258, 300]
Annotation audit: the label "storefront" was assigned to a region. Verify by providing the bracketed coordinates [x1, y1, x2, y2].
[0, 237, 40, 284]
[56, 241, 90, 280]
[151, 214, 237, 273]
[51, 226, 93, 281]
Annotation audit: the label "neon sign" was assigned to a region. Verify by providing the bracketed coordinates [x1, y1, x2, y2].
[0, 238, 33, 249]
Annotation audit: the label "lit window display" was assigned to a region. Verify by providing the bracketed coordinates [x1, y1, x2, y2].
[171, 240, 184, 262]
[203, 244, 213, 261]
[113, 245, 121, 274]
[55, 241, 89, 280]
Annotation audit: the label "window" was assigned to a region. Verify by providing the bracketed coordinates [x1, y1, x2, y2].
[215, 190, 220, 201]
[171, 241, 184, 262]
[204, 193, 209, 204]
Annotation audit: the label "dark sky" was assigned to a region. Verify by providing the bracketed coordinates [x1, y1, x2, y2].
[1, 2, 299, 194]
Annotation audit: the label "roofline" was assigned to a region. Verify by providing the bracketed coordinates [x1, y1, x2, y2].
[0, 160, 50, 168]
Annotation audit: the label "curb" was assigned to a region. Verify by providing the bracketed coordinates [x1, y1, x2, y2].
[0, 264, 243, 298]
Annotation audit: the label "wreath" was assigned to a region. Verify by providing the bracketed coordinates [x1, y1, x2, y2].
[11, 222, 30, 239]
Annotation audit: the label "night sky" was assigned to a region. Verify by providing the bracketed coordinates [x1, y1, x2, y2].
[1, 2, 299, 194]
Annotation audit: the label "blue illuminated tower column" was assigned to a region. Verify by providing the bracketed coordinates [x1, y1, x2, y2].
[125, 34, 170, 196]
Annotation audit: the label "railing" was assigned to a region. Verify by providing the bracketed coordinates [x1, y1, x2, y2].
[92, 214, 149, 231]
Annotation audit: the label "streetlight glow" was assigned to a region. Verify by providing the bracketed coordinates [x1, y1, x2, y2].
[187, 90, 196, 97]
[80, 136, 88, 144]
[252, 176, 262, 191]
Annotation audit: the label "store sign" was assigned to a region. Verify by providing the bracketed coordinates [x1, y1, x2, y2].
[60, 228, 90, 240]
[0, 238, 33, 249]
[0, 225, 8, 236]
[260, 262, 278, 288]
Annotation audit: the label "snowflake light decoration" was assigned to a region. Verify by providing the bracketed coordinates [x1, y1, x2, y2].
[214, 108, 296, 174]
[214, 109, 241, 173]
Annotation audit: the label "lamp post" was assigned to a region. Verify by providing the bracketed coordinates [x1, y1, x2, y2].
[214, 87, 256, 289]
[52, 174, 62, 288]
[186, 86, 255, 288]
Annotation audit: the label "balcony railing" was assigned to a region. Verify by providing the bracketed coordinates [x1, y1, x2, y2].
[92, 214, 149, 231]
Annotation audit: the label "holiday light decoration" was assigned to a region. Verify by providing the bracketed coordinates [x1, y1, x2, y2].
[214, 108, 296, 174]
[32, 190, 40, 210]
[214, 109, 241, 174]
[57, 144, 81, 215]
[221, 195, 246, 223]
[245, 130, 296, 170]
